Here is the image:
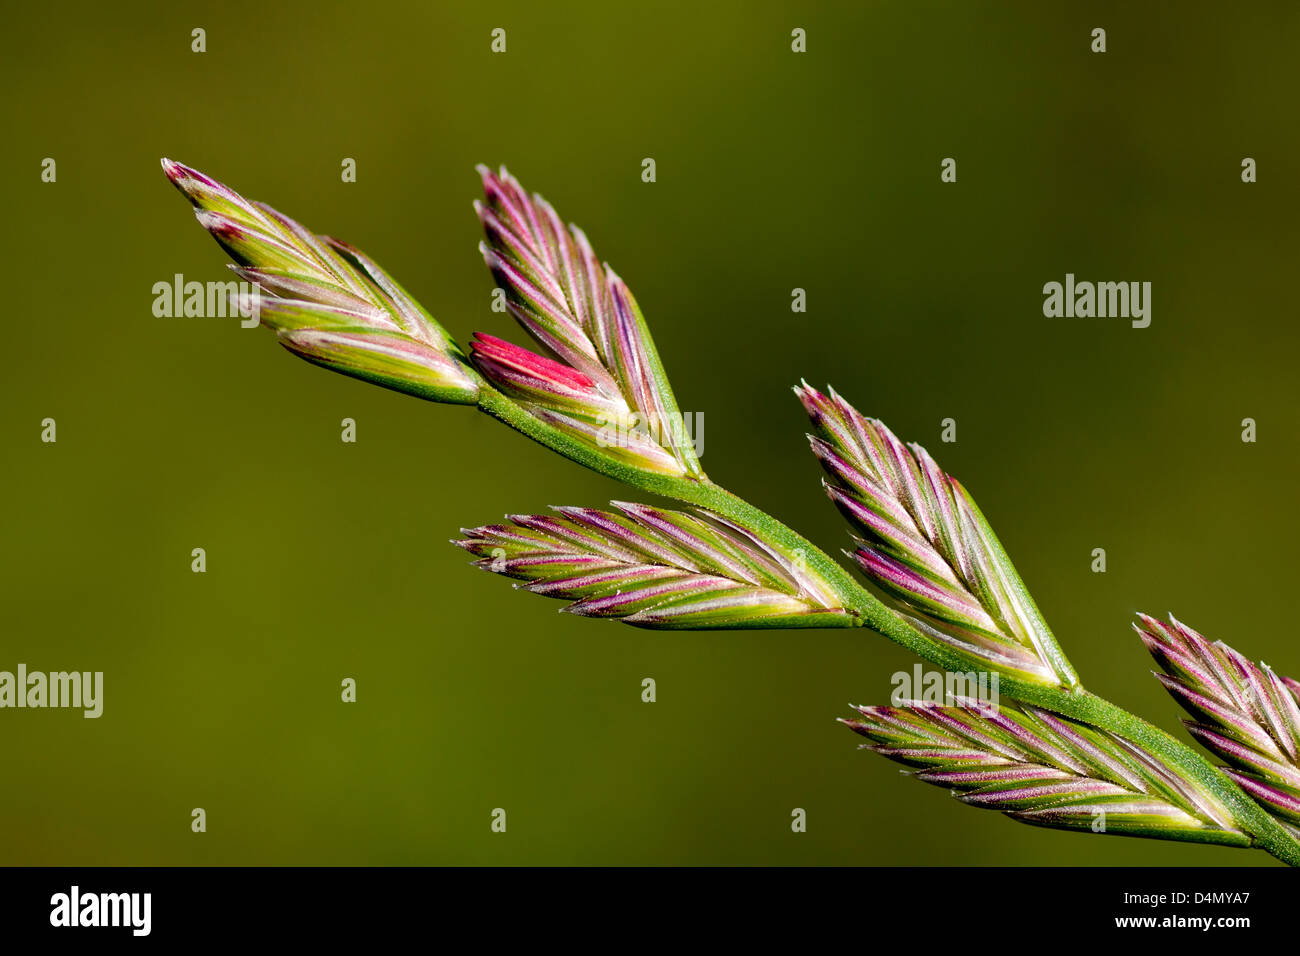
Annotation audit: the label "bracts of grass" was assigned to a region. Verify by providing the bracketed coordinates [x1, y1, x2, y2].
[162, 158, 1300, 865]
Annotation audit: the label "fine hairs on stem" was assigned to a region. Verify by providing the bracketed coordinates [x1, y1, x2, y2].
[162, 158, 1300, 866]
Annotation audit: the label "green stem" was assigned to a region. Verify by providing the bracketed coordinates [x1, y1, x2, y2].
[476, 387, 1300, 866]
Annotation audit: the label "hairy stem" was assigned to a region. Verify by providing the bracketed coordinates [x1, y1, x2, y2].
[477, 386, 1300, 866]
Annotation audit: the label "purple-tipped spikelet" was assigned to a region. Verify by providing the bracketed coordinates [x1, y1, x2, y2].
[1137, 613, 1300, 833]
[161, 159, 479, 405]
[473, 165, 702, 478]
[844, 699, 1250, 846]
[796, 382, 1077, 688]
[454, 502, 853, 629]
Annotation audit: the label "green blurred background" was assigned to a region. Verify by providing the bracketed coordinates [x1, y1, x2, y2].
[2, 1, 1297, 866]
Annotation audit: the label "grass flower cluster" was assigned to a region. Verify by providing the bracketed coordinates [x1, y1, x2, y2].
[163, 158, 1300, 865]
